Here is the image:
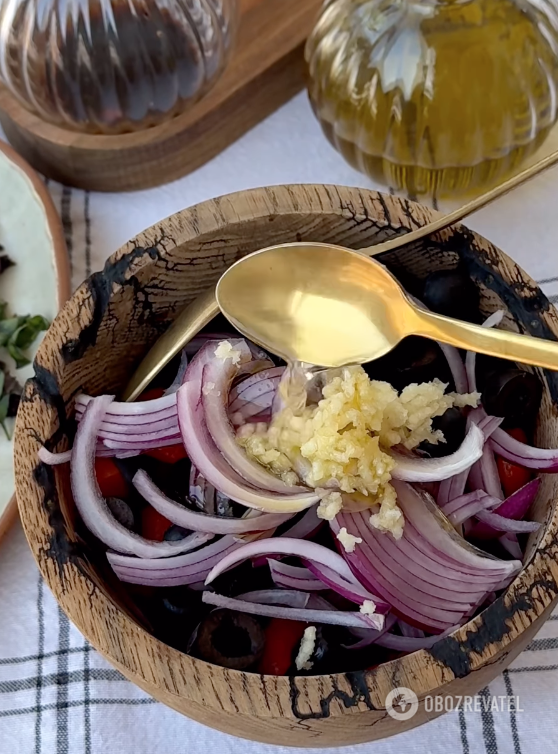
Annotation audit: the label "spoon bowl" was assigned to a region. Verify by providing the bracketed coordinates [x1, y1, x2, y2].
[216, 242, 409, 366]
[217, 242, 558, 371]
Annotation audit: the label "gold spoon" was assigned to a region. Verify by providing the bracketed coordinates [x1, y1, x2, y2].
[123, 149, 558, 400]
[216, 242, 558, 370]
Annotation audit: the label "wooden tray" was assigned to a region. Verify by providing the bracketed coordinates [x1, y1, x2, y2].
[0, 0, 323, 192]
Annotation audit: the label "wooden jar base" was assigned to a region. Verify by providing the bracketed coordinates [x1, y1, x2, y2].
[0, 0, 321, 192]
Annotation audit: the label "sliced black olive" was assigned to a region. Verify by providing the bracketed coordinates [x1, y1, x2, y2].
[107, 497, 135, 530]
[422, 268, 480, 323]
[420, 407, 467, 457]
[364, 336, 453, 392]
[211, 560, 275, 597]
[161, 586, 193, 616]
[164, 524, 190, 541]
[482, 368, 542, 429]
[195, 609, 265, 670]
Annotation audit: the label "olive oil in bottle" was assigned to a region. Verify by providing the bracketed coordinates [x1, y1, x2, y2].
[306, 0, 558, 197]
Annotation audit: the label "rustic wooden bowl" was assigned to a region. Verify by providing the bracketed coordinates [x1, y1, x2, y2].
[13, 185, 558, 746]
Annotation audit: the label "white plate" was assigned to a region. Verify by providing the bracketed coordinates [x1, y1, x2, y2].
[0, 141, 69, 541]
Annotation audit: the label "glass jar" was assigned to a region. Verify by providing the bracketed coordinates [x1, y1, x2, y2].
[0, 0, 239, 135]
[306, 0, 558, 198]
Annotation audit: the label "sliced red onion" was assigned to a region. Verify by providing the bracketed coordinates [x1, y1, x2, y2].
[252, 507, 324, 567]
[102, 434, 183, 451]
[398, 620, 425, 639]
[108, 535, 245, 585]
[442, 490, 500, 525]
[468, 446, 503, 500]
[302, 594, 384, 630]
[391, 423, 484, 482]
[133, 470, 294, 534]
[282, 506, 323, 539]
[76, 404, 178, 426]
[489, 429, 558, 472]
[269, 561, 326, 591]
[437, 469, 468, 508]
[500, 533, 524, 560]
[182, 333, 237, 356]
[475, 509, 541, 533]
[177, 379, 319, 513]
[235, 589, 310, 608]
[465, 310, 505, 392]
[401, 517, 514, 581]
[95, 414, 180, 437]
[206, 537, 365, 587]
[38, 447, 72, 466]
[228, 367, 284, 425]
[344, 513, 487, 606]
[99, 426, 182, 444]
[331, 483, 520, 631]
[395, 481, 520, 575]
[438, 343, 468, 394]
[71, 396, 213, 559]
[76, 392, 177, 416]
[342, 614, 397, 649]
[164, 349, 189, 396]
[305, 560, 390, 611]
[201, 348, 306, 494]
[468, 478, 541, 539]
[373, 625, 458, 651]
[201, 591, 384, 629]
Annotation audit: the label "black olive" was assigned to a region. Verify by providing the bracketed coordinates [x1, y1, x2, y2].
[420, 407, 467, 457]
[364, 336, 453, 392]
[150, 588, 209, 652]
[211, 560, 274, 597]
[422, 268, 480, 323]
[382, 263, 423, 298]
[164, 524, 190, 541]
[482, 368, 542, 429]
[194, 609, 265, 670]
[107, 497, 135, 530]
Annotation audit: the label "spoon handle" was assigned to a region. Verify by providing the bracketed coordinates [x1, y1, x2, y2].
[413, 307, 558, 372]
[122, 287, 219, 402]
[363, 148, 558, 259]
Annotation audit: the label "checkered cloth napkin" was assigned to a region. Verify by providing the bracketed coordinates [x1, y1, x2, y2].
[3, 92, 558, 754]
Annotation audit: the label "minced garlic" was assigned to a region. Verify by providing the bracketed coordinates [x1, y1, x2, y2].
[336, 527, 362, 552]
[214, 340, 242, 364]
[295, 626, 317, 671]
[238, 365, 477, 537]
[316, 491, 343, 521]
[360, 600, 377, 616]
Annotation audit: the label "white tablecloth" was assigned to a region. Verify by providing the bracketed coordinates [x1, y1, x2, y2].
[2, 92, 558, 754]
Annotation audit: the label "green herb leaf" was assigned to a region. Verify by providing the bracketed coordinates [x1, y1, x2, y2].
[0, 394, 10, 439]
[0, 369, 5, 398]
[5, 315, 49, 368]
[0, 300, 7, 320]
[0, 317, 23, 347]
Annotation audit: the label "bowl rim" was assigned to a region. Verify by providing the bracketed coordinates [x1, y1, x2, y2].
[13, 184, 558, 727]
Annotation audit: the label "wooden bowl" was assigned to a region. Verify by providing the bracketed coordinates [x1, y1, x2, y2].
[13, 186, 558, 746]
